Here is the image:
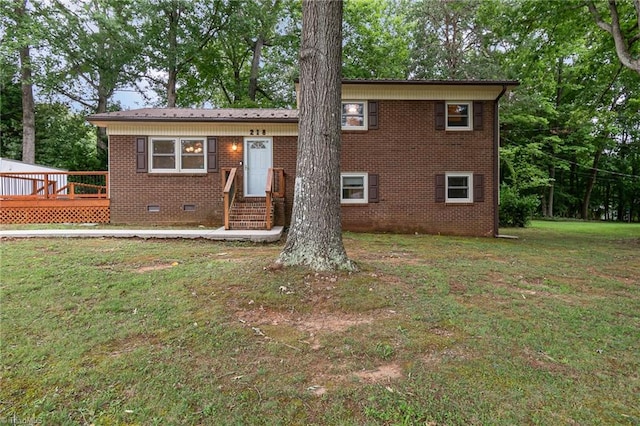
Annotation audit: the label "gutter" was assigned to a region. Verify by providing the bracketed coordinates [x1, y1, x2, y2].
[493, 85, 508, 237]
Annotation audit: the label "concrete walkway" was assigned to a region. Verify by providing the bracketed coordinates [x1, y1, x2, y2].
[0, 226, 284, 243]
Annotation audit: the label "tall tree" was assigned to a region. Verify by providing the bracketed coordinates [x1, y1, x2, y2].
[406, 0, 502, 79]
[0, 61, 23, 160]
[16, 1, 35, 164]
[343, 0, 410, 78]
[495, 0, 639, 220]
[140, 0, 229, 107]
[277, 0, 355, 271]
[35, 103, 100, 170]
[37, 0, 143, 164]
[187, 0, 297, 107]
[1, 0, 37, 163]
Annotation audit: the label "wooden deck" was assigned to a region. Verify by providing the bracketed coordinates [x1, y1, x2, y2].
[0, 171, 110, 224]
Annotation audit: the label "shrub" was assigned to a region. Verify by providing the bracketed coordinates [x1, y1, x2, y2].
[499, 185, 540, 227]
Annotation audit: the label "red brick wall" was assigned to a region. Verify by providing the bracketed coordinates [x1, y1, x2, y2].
[109, 135, 298, 226]
[339, 100, 496, 237]
[109, 100, 496, 236]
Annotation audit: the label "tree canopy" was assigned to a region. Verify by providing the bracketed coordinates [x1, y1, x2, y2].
[1, 0, 637, 219]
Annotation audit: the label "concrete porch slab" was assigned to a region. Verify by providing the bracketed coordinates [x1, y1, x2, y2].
[0, 226, 284, 243]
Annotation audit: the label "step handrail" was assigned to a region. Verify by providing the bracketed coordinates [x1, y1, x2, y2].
[223, 167, 238, 230]
[265, 169, 274, 230]
[264, 168, 285, 230]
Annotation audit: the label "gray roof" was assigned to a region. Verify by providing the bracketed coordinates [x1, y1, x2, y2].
[88, 108, 299, 123]
[340, 78, 520, 86]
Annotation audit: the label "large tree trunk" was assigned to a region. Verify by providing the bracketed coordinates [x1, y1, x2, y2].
[248, 35, 265, 102]
[166, 6, 179, 107]
[20, 44, 36, 164]
[167, 68, 178, 107]
[582, 148, 603, 220]
[546, 166, 555, 217]
[96, 90, 109, 167]
[277, 0, 355, 271]
[17, 0, 35, 164]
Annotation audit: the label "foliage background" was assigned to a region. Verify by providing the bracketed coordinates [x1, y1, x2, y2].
[1, 0, 638, 220]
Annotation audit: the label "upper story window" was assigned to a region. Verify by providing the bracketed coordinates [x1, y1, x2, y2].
[342, 101, 367, 130]
[446, 172, 473, 203]
[446, 102, 472, 130]
[341, 172, 368, 204]
[150, 137, 206, 173]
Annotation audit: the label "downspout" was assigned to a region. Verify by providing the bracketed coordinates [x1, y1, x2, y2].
[493, 85, 508, 237]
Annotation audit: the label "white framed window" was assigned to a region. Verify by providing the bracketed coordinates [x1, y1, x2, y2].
[446, 172, 473, 203]
[341, 101, 367, 130]
[446, 102, 472, 130]
[341, 173, 368, 204]
[150, 137, 206, 173]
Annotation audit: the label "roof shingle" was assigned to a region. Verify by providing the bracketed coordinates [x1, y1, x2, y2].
[88, 108, 299, 123]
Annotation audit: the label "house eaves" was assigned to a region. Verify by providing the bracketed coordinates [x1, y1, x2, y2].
[87, 108, 299, 127]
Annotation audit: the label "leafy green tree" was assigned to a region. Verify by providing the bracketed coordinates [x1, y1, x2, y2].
[405, 0, 502, 79]
[35, 103, 101, 170]
[343, 0, 410, 78]
[138, 0, 231, 107]
[495, 0, 640, 220]
[187, 0, 298, 107]
[0, 61, 23, 160]
[1, 0, 39, 163]
[36, 0, 143, 165]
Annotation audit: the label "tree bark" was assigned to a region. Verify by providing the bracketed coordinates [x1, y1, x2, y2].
[20, 44, 36, 164]
[248, 35, 265, 102]
[582, 147, 603, 220]
[546, 165, 555, 217]
[166, 6, 179, 107]
[277, 0, 355, 271]
[17, 0, 35, 164]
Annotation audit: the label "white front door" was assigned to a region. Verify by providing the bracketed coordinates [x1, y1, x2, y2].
[244, 137, 273, 197]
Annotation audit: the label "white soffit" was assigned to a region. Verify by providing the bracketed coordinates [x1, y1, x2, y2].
[341, 83, 508, 101]
[100, 122, 299, 136]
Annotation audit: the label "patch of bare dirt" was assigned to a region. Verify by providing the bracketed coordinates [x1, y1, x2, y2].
[134, 262, 178, 273]
[522, 347, 574, 375]
[236, 308, 393, 335]
[354, 363, 403, 383]
[99, 334, 164, 357]
[422, 347, 470, 365]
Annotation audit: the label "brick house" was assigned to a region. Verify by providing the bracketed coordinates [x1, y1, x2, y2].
[87, 79, 517, 237]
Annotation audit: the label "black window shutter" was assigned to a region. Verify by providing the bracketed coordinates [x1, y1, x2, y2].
[435, 174, 445, 202]
[435, 101, 445, 130]
[368, 101, 379, 130]
[474, 174, 485, 202]
[473, 101, 484, 130]
[136, 136, 147, 172]
[207, 137, 218, 172]
[368, 173, 379, 203]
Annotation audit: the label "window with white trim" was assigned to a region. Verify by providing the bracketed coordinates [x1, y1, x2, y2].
[446, 102, 472, 130]
[341, 101, 367, 130]
[150, 137, 206, 173]
[341, 173, 368, 204]
[446, 172, 473, 203]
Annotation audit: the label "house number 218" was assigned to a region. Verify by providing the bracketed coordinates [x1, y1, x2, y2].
[249, 129, 266, 135]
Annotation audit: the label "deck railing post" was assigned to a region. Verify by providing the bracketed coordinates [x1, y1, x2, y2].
[44, 173, 50, 198]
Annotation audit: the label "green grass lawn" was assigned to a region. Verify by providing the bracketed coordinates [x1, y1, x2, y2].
[1, 221, 639, 425]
